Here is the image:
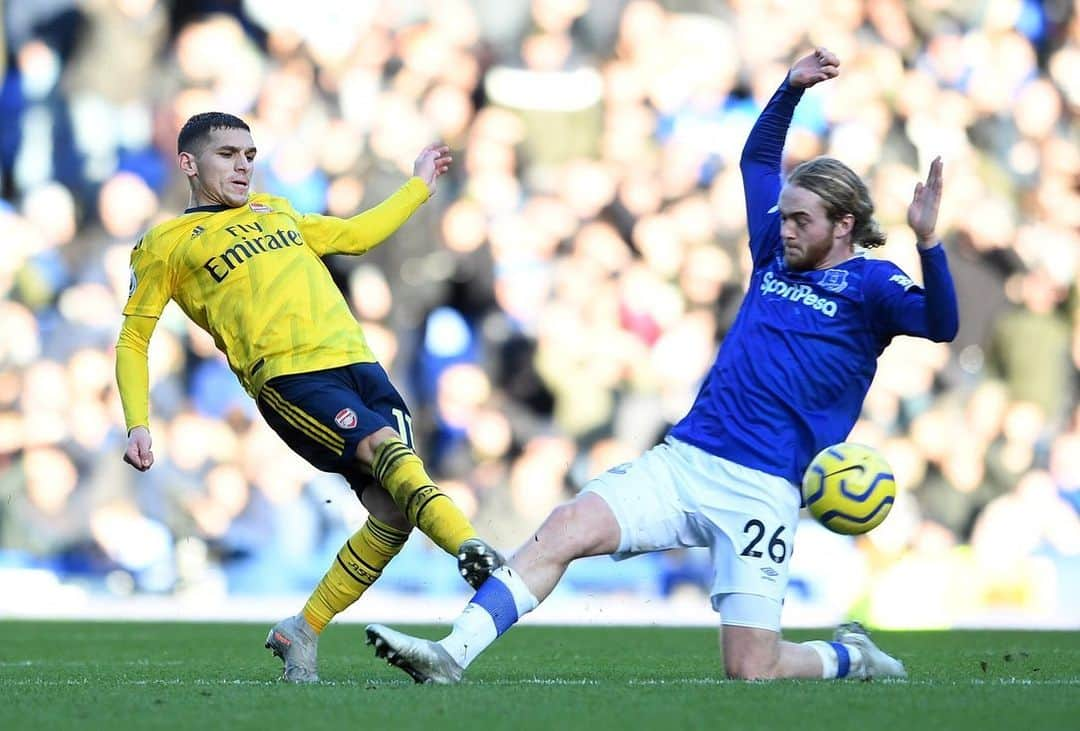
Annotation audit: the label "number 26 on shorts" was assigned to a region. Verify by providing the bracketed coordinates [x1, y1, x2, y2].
[739, 519, 788, 563]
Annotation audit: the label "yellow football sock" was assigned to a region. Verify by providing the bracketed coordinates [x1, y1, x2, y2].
[371, 437, 477, 555]
[302, 516, 410, 634]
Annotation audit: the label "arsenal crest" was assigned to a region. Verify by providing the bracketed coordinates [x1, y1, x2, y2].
[335, 408, 358, 429]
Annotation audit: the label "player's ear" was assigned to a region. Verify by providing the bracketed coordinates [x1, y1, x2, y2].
[833, 212, 854, 239]
[178, 151, 198, 179]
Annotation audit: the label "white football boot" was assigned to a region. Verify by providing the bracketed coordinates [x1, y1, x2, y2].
[265, 614, 319, 683]
[834, 621, 907, 679]
[366, 624, 464, 684]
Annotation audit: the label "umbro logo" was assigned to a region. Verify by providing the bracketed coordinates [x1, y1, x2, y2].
[760, 567, 779, 580]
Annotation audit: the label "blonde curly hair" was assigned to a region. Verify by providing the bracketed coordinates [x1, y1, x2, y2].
[787, 157, 886, 248]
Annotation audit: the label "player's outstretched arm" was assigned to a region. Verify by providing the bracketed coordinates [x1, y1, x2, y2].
[875, 157, 958, 342]
[301, 142, 453, 256]
[741, 48, 839, 263]
[116, 314, 158, 471]
[910, 156, 958, 340]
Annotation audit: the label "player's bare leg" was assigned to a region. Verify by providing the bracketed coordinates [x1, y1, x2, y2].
[721, 622, 905, 680]
[368, 493, 621, 683]
[722, 625, 828, 680]
[508, 492, 621, 599]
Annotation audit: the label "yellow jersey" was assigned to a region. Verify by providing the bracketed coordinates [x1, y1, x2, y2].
[118, 179, 429, 428]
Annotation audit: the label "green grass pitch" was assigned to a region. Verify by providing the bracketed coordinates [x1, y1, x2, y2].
[1, 622, 1077, 730]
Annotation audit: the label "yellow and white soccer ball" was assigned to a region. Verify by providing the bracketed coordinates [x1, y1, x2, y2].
[801, 442, 896, 535]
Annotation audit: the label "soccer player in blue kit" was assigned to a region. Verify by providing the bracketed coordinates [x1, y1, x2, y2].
[366, 48, 959, 682]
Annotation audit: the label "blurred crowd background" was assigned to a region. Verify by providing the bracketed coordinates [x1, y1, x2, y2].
[1, 0, 1078, 629]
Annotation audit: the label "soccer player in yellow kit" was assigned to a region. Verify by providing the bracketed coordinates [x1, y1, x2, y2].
[115, 112, 502, 682]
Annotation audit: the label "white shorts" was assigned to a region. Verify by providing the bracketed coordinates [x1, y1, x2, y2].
[582, 437, 801, 631]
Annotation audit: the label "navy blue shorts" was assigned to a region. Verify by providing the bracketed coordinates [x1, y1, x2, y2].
[256, 362, 414, 496]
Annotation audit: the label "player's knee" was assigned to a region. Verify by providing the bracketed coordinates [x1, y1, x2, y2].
[542, 498, 616, 558]
[534, 504, 583, 559]
[724, 651, 779, 681]
[542, 503, 577, 540]
[722, 625, 781, 681]
[354, 426, 402, 465]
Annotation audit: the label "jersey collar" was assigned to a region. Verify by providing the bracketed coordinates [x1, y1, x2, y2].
[184, 204, 233, 214]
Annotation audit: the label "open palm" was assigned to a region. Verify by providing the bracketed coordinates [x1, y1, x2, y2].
[907, 157, 943, 247]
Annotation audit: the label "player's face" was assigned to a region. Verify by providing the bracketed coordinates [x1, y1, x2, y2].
[778, 184, 850, 270]
[183, 127, 257, 208]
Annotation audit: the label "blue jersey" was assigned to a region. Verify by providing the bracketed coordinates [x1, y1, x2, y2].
[669, 78, 958, 486]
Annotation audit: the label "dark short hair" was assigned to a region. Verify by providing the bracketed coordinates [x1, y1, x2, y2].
[177, 112, 250, 155]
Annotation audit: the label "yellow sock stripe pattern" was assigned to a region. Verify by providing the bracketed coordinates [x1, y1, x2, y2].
[404, 484, 448, 532]
[366, 515, 411, 546]
[336, 537, 380, 587]
[370, 437, 476, 555]
[371, 438, 413, 485]
[302, 517, 410, 633]
[261, 385, 344, 454]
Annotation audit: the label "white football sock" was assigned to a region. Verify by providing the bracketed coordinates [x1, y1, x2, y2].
[804, 640, 864, 679]
[439, 566, 538, 669]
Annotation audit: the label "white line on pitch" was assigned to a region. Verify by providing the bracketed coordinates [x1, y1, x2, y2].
[3, 677, 1079, 687]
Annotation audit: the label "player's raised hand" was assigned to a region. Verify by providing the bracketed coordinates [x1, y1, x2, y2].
[788, 47, 840, 89]
[907, 156, 943, 248]
[123, 425, 155, 472]
[413, 143, 453, 196]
